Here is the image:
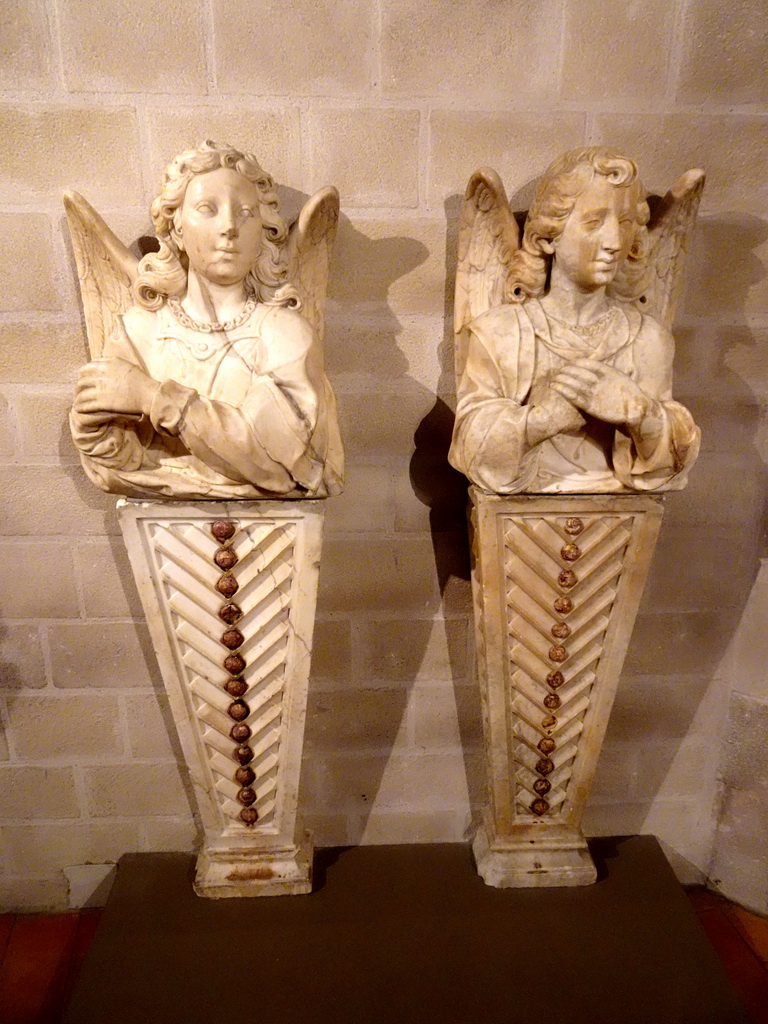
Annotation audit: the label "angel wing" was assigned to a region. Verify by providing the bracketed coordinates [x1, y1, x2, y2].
[63, 192, 139, 359]
[284, 186, 340, 344]
[454, 168, 520, 379]
[638, 169, 705, 331]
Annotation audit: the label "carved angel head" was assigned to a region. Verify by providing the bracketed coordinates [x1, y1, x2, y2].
[134, 140, 298, 311]
[506, 147, 651, 304]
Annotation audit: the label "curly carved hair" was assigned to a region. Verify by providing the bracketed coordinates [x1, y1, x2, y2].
[505, 146, 651, 304]
[134, 140, 298, 311]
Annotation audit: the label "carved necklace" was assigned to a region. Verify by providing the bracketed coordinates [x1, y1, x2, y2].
[546, 306, 619, 337]
[167, 294, 257, 334]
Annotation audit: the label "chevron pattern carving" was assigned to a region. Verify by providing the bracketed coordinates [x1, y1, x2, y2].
[470, 512, 493, 749]
[502, 513, 634, 822]
[147, 517, 296, 831]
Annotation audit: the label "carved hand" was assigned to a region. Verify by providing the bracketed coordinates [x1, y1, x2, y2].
[525, 385, 587, 448]
[75, 358, 160, 420]
[550, 359, 656, 427]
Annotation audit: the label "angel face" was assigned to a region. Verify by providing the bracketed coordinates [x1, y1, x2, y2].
[550, 177, 637, 292]
[176, 167, 263, 287]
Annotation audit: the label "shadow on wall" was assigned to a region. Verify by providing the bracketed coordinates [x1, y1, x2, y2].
[410, 189, 768, 862]
[54, 188, 457, 849]
[0, 624, 15, 761]
[589, 212, 768, 854]
[46, 179, 768, 868]
[0, 617, 49, 757]
[409, 192, 475, 813]
[294, 206, 478, 843]
[408, 181, 548, 820]
[50, 206, 244, 840]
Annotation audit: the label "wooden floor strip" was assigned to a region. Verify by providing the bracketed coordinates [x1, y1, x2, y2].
[695, 905, 768, 1024]
[0, 916, 15, 966]
[0, 913, 78, 1024]
[728, 904, 768, 969]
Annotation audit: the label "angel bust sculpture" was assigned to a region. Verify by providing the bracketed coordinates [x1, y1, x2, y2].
[67, 140, 344, 500]
[450, 146, 702, 494]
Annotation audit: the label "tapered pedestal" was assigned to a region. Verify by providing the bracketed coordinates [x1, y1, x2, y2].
[469, 488, 663, 887]
[119, 500, 325, 897]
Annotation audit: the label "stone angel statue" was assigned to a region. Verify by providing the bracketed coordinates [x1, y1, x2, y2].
[449, 146, 703, 494]
[66, 140, 344, 500]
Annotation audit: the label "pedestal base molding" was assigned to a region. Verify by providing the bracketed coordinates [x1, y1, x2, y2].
[195, 830, 313, 898]
[119, 499, 324, 897]
[469, 489, 663, 887]
[472, 812, 596, 888]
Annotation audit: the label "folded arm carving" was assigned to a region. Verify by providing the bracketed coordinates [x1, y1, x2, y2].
[65, 141, 344, 501]
[449, 147, 703, 496]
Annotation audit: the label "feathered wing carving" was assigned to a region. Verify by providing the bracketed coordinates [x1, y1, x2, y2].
[63, 192, 139, 359]
[639, 169, 705, 331]
[284, 186, 340, 344]
[454, 168, 521, 379]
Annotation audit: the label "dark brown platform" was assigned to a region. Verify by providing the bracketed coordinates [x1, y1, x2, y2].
[62, 837, 750, 1024]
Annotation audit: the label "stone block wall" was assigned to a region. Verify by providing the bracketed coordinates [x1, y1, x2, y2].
[1, 0, 767, 909]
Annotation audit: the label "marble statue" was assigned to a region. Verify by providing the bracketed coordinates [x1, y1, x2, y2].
[450, 146, 702, 494]
[451, 148, 706, 888]
[66, 141, 344, 500]
[64, 142, 344, 896]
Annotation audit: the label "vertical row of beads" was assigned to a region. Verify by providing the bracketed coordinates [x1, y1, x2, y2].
[210, 520, 258, 827]
[530, 515, 584, 818]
